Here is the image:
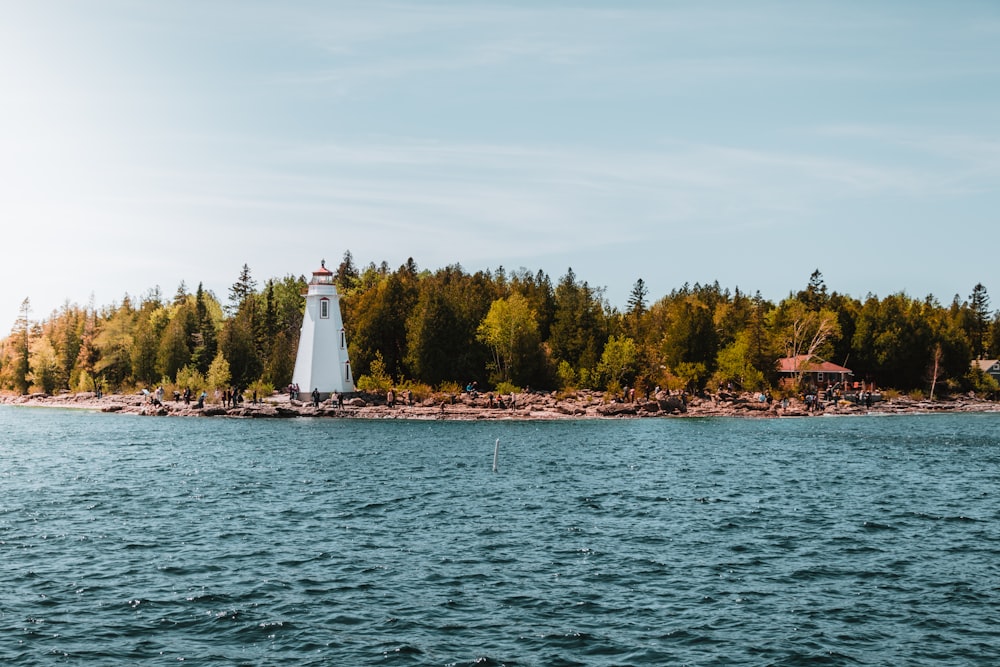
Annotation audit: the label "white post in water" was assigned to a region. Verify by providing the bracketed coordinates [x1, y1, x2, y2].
[492, 438, 500, 473]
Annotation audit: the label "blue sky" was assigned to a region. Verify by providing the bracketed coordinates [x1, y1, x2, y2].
[3, 1, 999, 324]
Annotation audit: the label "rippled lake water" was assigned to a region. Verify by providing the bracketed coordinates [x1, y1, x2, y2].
[2, 406, 1000, 665]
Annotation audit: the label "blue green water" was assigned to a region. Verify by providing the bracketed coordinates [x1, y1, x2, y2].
[2, 407, 1000, 666]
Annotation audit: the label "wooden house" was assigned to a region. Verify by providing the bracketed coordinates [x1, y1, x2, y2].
[776, 355, 853, 389]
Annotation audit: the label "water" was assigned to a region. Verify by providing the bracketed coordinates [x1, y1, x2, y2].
[2, 407, 1000, 666]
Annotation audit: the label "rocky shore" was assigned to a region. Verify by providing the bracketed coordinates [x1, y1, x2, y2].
[3, 389, 998, 420]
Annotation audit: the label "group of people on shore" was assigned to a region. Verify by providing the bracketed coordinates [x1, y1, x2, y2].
[305, 388, 345, 408]
[147, 385, 208, 408]
[220, 387, 260, 408]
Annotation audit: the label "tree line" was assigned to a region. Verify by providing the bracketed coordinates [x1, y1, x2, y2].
[2, 255, 998, 399]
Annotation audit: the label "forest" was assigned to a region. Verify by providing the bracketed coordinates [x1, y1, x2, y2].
[1, 253, 998, 400]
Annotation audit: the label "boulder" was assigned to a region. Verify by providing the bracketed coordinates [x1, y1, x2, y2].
[596, 402, 637, 417]
[658, 396, 687, 414]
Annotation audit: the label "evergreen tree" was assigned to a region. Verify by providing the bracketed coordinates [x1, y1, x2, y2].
[405, 287, 463, 386]
[172, 281, 188, 306]
[798, 270, 829, 311]
[191, 282, 218, 374]
[157, 306, 194, 382]
[626, 278, 648, 316]
[219, 309, 262, 388]
[968, 283, 991, 359]
[11, 298, 31, 394]
[228, 264, 257, 314]
[549, 269, 608, 379]
[93, 298, 136, 389]
[336, 250, 359, 293]
[130, 305, 161, 384]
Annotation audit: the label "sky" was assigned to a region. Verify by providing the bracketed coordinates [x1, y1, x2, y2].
[2, 1, 999, 326]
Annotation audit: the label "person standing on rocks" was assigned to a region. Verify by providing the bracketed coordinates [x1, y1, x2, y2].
[311, 388, 320, 407]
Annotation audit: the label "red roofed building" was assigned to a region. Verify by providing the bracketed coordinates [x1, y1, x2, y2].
[776, 355, 853, 389]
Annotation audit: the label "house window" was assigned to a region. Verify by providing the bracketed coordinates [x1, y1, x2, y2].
[320, 298, 330, 319]
[817, 372, 824, 382]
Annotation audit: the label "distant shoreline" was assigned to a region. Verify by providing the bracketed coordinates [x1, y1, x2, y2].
[3, 390, 998, 420]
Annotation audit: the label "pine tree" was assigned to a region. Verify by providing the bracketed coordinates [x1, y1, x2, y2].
[12, 298, 31, 394]
[626, 278, 648, 316]
[969, 283, 991, 359]
[228, 264, 257, 314]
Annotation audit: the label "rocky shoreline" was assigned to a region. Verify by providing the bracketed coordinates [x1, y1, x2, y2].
[3, 389, 999, 420]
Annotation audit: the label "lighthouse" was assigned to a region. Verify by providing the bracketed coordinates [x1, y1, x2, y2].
[291, 260, 355, 398]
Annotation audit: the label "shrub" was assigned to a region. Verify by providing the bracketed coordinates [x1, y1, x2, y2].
[396, 379, 432, 402]
[248, 379, 274, 401]
[556, 360, 577, 391]
[494, 381, 521, 396]
[175, 365, 205, 393]
[437, 380, 463, 395]
[357, 351, 393, 393]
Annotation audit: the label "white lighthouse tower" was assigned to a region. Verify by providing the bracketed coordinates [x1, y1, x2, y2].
[292, 260, 354, 398]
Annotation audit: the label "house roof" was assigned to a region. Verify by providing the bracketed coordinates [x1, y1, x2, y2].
[776, 355, 852, 374]
[973, 359, 1000, 373]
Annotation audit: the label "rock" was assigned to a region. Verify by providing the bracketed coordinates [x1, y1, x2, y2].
[658, 396, 687, 414]
[597, 402, 637, 417]
[346, 397, 367, 407]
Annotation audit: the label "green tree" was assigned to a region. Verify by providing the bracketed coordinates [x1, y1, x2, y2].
[476, 293, 540, 385]
[549, 268, 608, 380]
[10, 298, 31, 394]
[28, 335, 60, 394]
[156, 303, 195, 382]
[405, 287, 463, 386]
[345, 269, 416, 379]
[967, 283, 991, 359]
[228, 263, 257, 314]
[713, 330, 766, 391]
[597, 335, 639, 389]
[206, 351, 231, 392]
[336, 250, 360, 294]
[93, 298, 135, 389]
[190, 282, 219, 374]
[219, 309, 261, 388]
[656, 292, 719, 379]
[797, 269, 829, 311]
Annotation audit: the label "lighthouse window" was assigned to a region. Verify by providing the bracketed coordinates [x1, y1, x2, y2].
[345, 361, 352, 383]
[320, 298, 330, 319]
[340, 329, 346, 349]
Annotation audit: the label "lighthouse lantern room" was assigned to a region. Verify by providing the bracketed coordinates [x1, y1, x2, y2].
[291, 260, 355, 398]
